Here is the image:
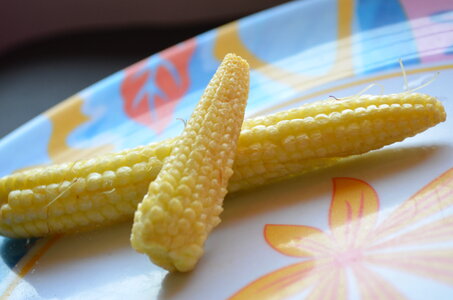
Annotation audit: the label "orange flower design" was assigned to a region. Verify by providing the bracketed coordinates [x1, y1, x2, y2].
[231, 168, 453, 300]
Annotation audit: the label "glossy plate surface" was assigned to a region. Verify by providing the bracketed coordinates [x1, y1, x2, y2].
[1, 0, 453, 299]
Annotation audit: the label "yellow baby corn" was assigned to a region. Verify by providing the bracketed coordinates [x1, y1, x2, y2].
[131, 54, 249, 271]
[0, 146, 170, 238]
[0, 92, 446, 239]
[234, 92, 446, 172]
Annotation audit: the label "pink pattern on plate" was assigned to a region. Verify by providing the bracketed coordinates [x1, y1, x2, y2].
[400, 0, 453, 63]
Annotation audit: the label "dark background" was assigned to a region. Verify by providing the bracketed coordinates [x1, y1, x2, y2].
[0, 1, 287, 138]
[0, 24, 225, 138]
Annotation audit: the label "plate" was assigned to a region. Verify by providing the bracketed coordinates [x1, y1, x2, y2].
[1, 0, 453, 299]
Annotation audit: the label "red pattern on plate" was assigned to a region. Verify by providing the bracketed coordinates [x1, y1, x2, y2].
[120, 38, 196, 133]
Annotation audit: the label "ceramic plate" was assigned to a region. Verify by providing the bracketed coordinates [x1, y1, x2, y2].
[1, 0, 453, 299]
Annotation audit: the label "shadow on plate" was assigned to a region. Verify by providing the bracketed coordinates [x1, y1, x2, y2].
[158, 271, 194, 300]
[221, 145, 446, 224]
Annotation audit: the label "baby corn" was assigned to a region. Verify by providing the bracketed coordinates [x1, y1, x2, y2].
[0, 92, 446, 238]
[131, 53, 249, 271]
